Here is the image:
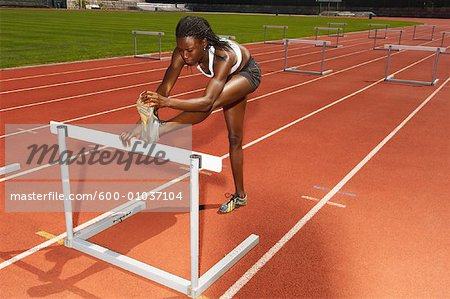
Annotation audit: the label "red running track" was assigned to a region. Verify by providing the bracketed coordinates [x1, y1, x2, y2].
[0, 17, 449, 298]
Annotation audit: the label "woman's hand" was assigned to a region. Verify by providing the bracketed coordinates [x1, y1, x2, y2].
[119, 124, 142, 147]
[143, 91, 171, 109]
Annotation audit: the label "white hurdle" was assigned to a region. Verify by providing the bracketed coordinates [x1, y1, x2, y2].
[368, 23, 390, 39]
[314, 27, 343, 48]
[384, 44, 446, 86]
[327, 22, 347, 37]
[373, 29, 404, 50]
[49, 121, 259, 298]
[283, 39, 333, 75]
[263, 25, 288, 44]
[132, 31, 166, 60]
[412, 25, 436, 41]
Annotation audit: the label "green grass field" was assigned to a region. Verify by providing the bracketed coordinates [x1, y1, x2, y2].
[0, 9, 420, 69]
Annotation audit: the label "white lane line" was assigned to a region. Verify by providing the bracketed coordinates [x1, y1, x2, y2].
[220, 76, 450, 299]
[301, 195, 346, 208]
[0, 52, 442, 270]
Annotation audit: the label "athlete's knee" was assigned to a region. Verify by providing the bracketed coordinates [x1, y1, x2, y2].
[228, 133, 243, 148]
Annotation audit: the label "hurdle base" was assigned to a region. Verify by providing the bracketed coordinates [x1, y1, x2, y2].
[66, 201, 259, 298]
[192, 234, 259, 297]
[385, 75, 439, 86]
[284, 67, 333, 76]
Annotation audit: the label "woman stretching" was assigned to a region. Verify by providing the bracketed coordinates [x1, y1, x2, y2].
[120, 16, 261, 213]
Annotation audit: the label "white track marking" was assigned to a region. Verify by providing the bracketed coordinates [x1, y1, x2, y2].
[301, 195, 346, 208]
[220, 76, 450, 299]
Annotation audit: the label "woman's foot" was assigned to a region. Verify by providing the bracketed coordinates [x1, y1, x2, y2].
[137, 99, 160, 143]
[218, 193, 247, 213]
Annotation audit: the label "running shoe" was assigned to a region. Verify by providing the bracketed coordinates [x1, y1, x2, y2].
[218, 193, 247, 213]
[137, 98, 160, 143]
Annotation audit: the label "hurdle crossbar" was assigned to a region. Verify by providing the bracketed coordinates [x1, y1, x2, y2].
[50, 121, 259, 298]
[412, 25, 436, 41]
[314, 27, 343, 48]
[384, 44, 445, 86]
[327, 22, 347, 37]
[368, 23, 390, 39]
[263, 25, 288, 44]
[373, 29, 404, 50]
[132, 31, 166, 60]
[283, 39, 333, 75]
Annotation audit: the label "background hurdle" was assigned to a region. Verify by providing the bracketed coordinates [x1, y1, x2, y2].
[373, 29, 404, 50]
[50, 121, 259, 298]
[314, 27, 343, 48]
[412, 25, 436, 41]
[132, 30, 165, 60]
[263, 25, 288, 44]
[440, 31, 449, 47]
[327, 22, 347, 37]
[384, 44, 445, 86]
[283, 39, 332, 75]
[368, 23, 390, 39]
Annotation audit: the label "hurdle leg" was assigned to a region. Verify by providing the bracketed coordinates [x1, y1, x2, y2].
[413, 25, 417, 39]
[263, 26, 267, 43]
[283, 39, 289, 71]
[431, 49, 440, 85]
[384, 46, 392, 81]
[57, 125, 74, 246]
[189, 154, 200, 293]
[320, 43, 326, 74]
[158, 33, 162, 60]
[133, 32, 138, 57]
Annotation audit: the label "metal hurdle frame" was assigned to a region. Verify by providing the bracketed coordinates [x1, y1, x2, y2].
[327, 22, 347, 37]
[368, 23, 390, 39]
[373, 29, 404, 50]
[50, 121, 259, 298]
[384, 44, 446, 86]
[412, 25, 436, 41]
[263, 25, 288, 44]
[314, 27, 343, 48]
[283, 39, 333, 75]
[440, 31, 450, 47]
[132, 31, 166, 60]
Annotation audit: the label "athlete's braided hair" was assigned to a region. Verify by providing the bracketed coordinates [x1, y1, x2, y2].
[176, 16, 231, 51]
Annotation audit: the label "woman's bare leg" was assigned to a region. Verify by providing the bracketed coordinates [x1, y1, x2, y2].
[159, 75, 254, 136]
[223, 98, 247, 197]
